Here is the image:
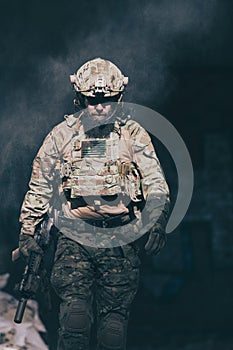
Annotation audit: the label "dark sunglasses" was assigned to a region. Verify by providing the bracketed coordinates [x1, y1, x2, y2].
[85, 94, 120, 106]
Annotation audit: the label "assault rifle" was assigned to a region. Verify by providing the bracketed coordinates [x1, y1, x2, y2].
[12, 215, 53, 324]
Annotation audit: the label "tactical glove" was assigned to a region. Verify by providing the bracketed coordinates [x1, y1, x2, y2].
[19, 234, 43, 261]
[144, 223, 167, 255]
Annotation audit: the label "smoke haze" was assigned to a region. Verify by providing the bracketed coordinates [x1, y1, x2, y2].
[0, 0, 231, 243]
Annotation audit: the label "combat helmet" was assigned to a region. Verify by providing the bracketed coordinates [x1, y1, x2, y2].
[70, 58, 128, 108]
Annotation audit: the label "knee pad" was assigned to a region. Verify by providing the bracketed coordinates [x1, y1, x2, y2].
[98, 313, 127, 350]
[61, 300, 92, 334]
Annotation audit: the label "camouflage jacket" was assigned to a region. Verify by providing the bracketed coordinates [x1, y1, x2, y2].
[20, 111, 170, 237]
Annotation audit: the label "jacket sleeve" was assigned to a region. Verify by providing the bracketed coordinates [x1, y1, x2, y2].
[19, 131, 59, 235]
[129, 121, 170, 230]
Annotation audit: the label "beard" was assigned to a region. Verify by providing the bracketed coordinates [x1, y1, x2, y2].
[81, 106, 117, 138]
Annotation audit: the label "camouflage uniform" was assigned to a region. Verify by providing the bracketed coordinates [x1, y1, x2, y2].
[19, 58, 170, 350]
[51, 235, 140, 350]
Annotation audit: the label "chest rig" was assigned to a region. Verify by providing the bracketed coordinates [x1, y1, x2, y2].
[60, 117, 143, 203]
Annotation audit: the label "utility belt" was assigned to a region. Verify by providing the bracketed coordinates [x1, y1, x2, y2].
[57, 212, 133, 231]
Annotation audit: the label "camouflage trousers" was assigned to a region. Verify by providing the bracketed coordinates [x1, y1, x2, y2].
[50, 232, 141, 350]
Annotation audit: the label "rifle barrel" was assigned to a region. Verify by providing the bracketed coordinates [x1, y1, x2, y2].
[14, 297, 27, 324]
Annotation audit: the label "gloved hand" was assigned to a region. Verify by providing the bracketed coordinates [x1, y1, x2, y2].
[19, 234, 43, 261]
[144, 223, 167, 255]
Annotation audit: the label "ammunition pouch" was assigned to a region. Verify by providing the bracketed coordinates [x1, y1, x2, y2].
[60, 159, 143, 203]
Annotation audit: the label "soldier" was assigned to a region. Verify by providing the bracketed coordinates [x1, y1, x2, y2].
[18, 58, 170, 350]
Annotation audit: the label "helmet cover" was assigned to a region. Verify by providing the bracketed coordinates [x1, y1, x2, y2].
[70, 57, 128, 97]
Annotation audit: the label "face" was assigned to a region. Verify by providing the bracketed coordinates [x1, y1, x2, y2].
[83, 94, 120, 123]
[85, 101, 112, 122]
